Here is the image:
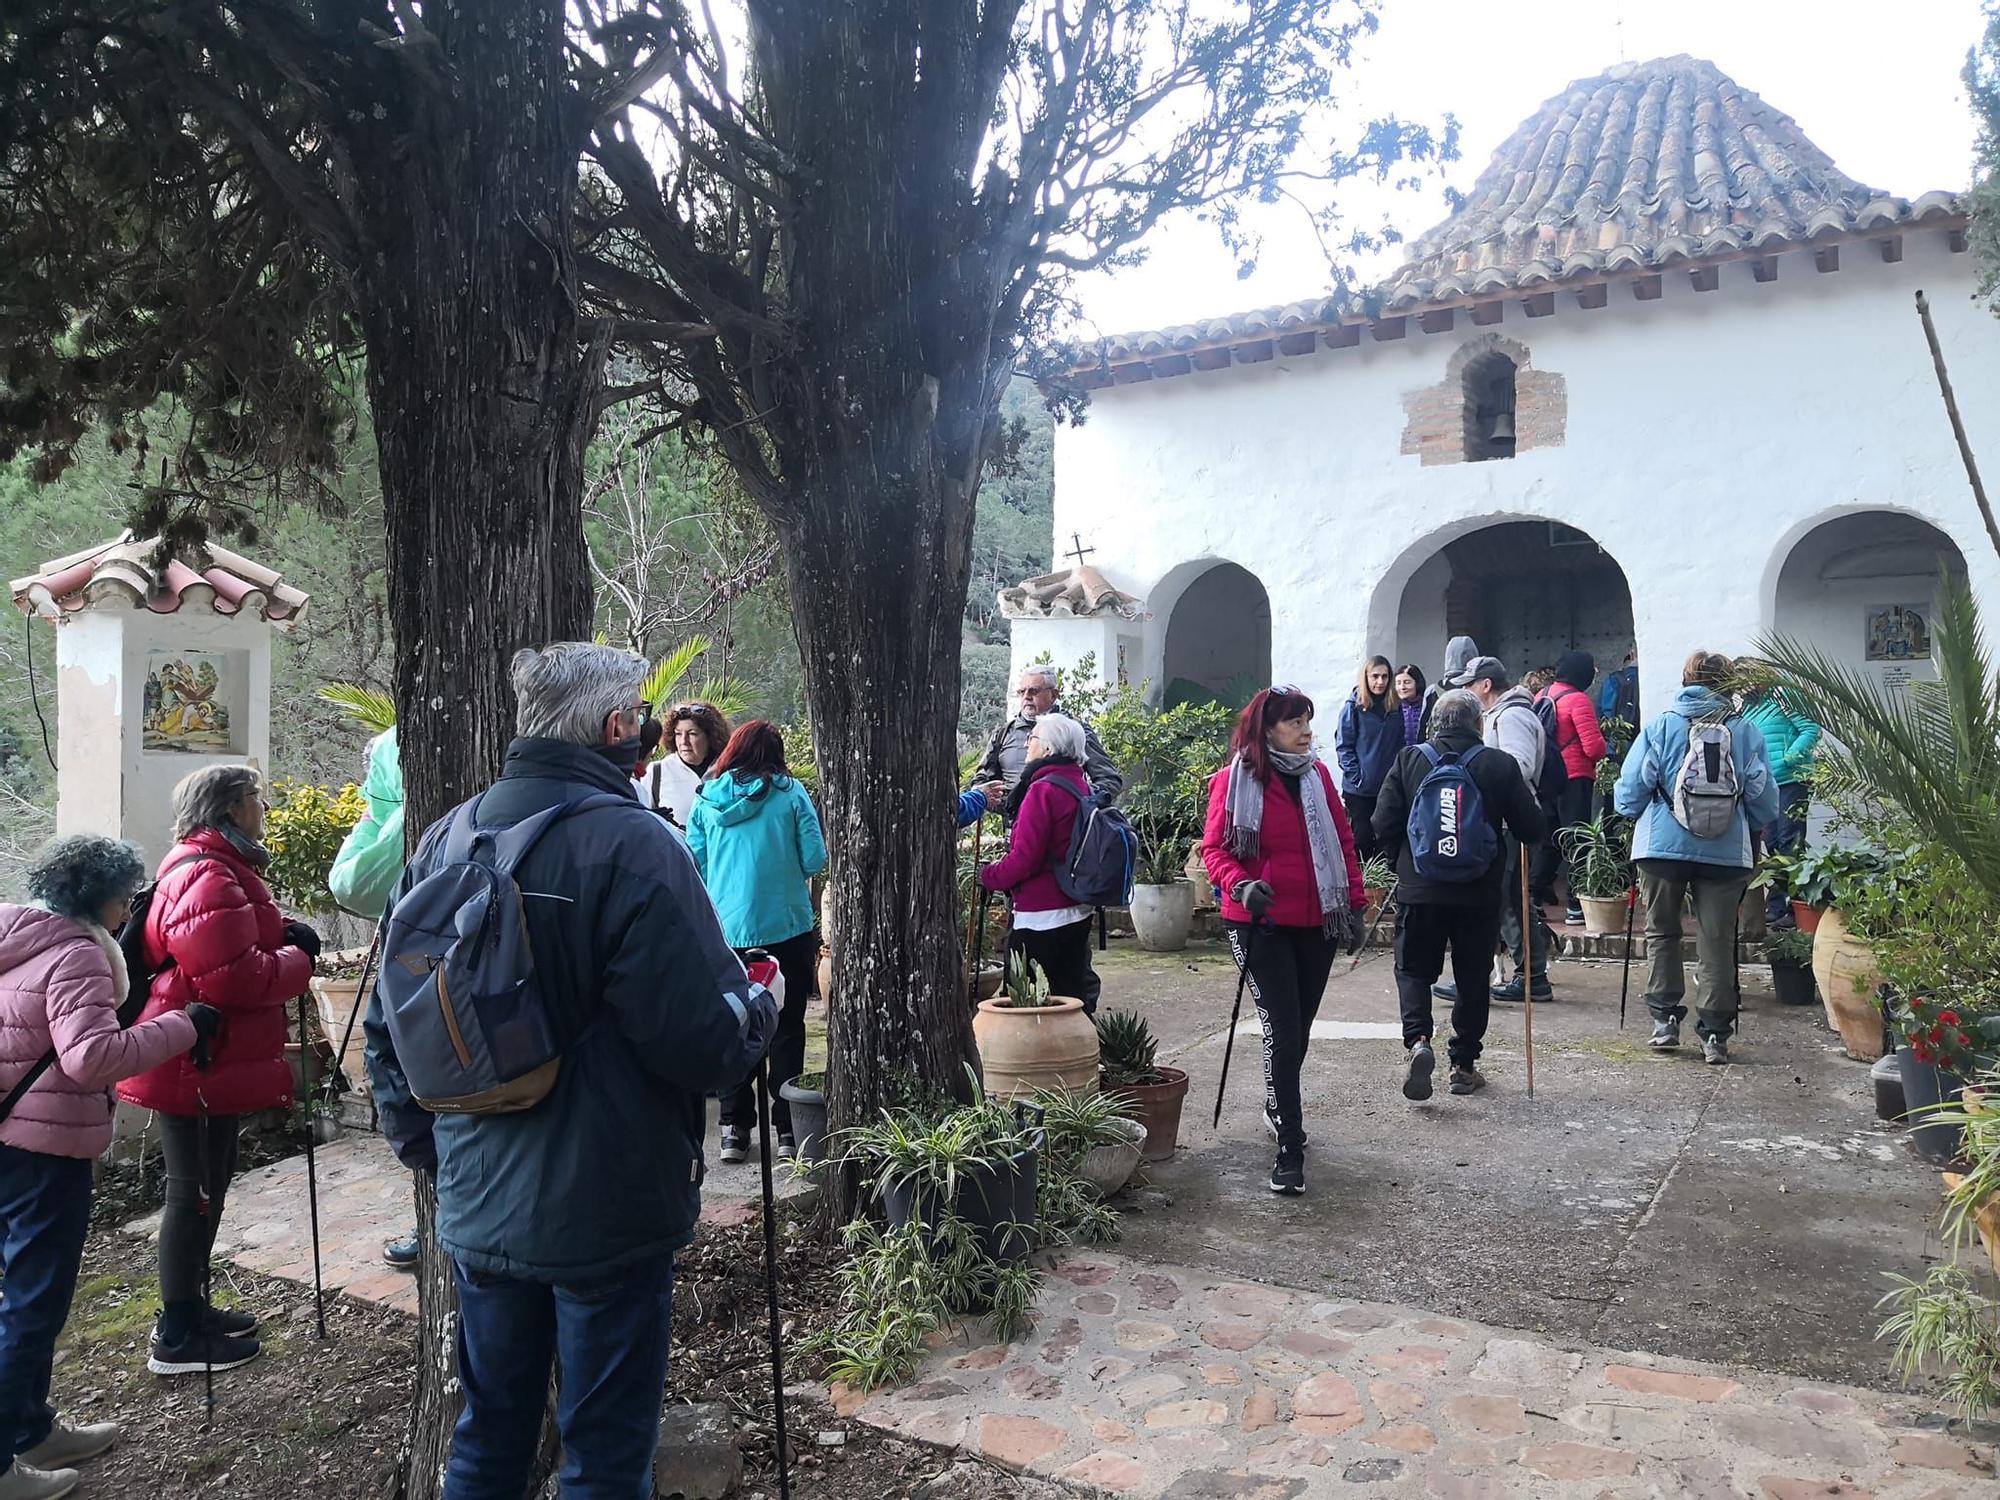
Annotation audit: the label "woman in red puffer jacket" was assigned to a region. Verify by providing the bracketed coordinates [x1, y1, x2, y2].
[118, 765, 318, 1379]
[1535, 650, 1609, 922]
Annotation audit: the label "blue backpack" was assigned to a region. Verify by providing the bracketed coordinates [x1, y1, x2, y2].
[1406, 744, 1500, 882]
[1042, 778, 1138, 909]
[377, 791, 625, 1114]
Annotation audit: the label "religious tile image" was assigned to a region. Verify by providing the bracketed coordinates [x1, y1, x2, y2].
[142, 650, 238, 752]
[1865, 604, 1931, 662]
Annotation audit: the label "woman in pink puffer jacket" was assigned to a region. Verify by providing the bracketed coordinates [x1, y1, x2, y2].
[0, 837, 212, 1496]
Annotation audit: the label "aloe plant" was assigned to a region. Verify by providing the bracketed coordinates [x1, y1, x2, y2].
[1094, 1009, 1162, 1088]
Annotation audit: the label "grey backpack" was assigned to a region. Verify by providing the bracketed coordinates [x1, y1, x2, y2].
[1670, 718, 1742, 840]
[378, 792, 623, 1114]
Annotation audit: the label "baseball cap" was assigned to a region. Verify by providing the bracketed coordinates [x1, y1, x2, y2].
[1462, 655, 1509, 688]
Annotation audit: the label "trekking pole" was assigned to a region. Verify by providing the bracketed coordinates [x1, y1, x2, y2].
[1733, 907, 1743, 1042]
[331, 930, 383, 1097]
[1213, 919, 1261, 1129]
[969, 887, 992, 1005]
[193, 1051, 214, 1427]
[1346, 877, 1399, 973]
[1520, 845, 1536, 1100]
[1617, 884, 1637, 1030]
[754, 1059, 793, 1500]
[297, 993, 327, 1340]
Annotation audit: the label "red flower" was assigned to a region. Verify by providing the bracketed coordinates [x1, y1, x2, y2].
[1958, 1031, 1972, 1047]
[1915, 1041, 1935, 1062]
[1938, 1009, 1961, 1027]
[1929, 1026, 1945, 1044]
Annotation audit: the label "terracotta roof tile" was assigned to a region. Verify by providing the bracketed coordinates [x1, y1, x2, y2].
[999, 565, 1147, 621]
[10, 532, 308, 628]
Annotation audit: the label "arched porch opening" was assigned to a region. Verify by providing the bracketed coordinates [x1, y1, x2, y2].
[1160, 561, 1271, 709]
[1769, 510, 1968, 687]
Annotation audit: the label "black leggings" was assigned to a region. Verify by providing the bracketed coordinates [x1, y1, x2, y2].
[1225, 922, 1337, 1150]
[721, 929, 817, 1135]
[157, 1111, 241, 1330]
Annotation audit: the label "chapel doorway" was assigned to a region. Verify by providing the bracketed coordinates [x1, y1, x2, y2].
[1768, 511, 1967, 687]
[1160, 561, 1271, 709]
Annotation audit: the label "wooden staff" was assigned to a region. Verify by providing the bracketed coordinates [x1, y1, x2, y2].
[964, 814, 986, 998]
[1520, 843, 1536, 1099]
[1916, 290, 2000, 562]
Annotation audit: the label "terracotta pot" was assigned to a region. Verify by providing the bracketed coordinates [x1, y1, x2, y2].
[1578, 894, 1629, 936]
[1812, 907, 1885, 1060]
[310, 975, 372, 1092]
[1790, 900, 1824, 934]
[1183, 846, 1216, 911]
[973, 996, 1100, 1100]
[1942, 1171, 2000, 1278]
[816, 945, 833, 1007]
[1110, 1066, 1189, 1163]
[1130, 881, 1195, 952]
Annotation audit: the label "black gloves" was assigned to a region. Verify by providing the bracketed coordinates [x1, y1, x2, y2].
[283, 920, 323, 960]
[1234, 880, 1275, 919]
[185, 1002, 222, 1041]
[1338, 906, 1367, 956]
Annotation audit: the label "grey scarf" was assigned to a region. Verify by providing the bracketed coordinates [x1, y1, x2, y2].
[218, 823, 272, 870]
[1224, 749, 1349, 936]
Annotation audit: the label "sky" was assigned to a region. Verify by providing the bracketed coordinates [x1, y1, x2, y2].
[1070, 0, 1990, 335]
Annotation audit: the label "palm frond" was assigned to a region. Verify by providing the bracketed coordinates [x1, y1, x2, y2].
[317, 683, 397, 733]
[641, 635, 711, 709]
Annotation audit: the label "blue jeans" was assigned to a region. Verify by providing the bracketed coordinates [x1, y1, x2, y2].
[0, 1145, 94, 1474]
[1763, 784, 1811, 922]
[442, 1254, 675, 1500]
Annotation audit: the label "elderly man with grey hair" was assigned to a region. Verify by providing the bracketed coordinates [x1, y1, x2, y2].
[975, 664, 1123, 804]
[365, 641, 780, 1499]
[1372, 690, 1545, 1101]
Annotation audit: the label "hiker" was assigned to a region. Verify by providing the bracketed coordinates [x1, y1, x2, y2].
[1393, 664, 1429, 746]
[1740, 672, 1821, 929]
[1533, 652, 1609, 926]
[1421, 635, 1480, 723]
[687, 721, 827, 1164]
[326, 728, 421, 1273]
[0, 837, 216, 1500]
[1373, 691, 1546, 1100]
[119, 765, 319, 1379]
[978, 713, 1104, 1015]
[1615, 650, 1778, 1064]
[975, 665, 1122, 801]
[643, 700, 730, 831]
[1334, 656, 1401, 862]
[956, 781, 1008, 828]
[365, 642, 779, 1500]
[1598, 647, 1640, 730]
[1460, 657, 1554, 1004]
[1200, 686, 1367, 1198]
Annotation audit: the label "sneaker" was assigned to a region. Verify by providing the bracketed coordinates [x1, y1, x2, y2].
[0, 1462, 79, 1499]
[1261, 1107, 1307, 1149]
[1649, 1019, 1682, 1050]
[1491, 977, 1554, 1004]
[1431, 981, 1459, 1002]
[1769, 910, 1797, 932]
[383, 1233, 420, 1271]
[200, 1302, 258, 1336]
[1268, 1146, 1305, 1197]
[1564, 907, 1586, 926]
[1703, 1035, 1730, 1066]
[1402, 1039, 1435, 1102]
[147, 1326, 261, 1377]
[1448, 1065, 1486, 1095]
[718, 1126, 749, 1164]
[16, 1417, 118, 1469]
[775, 1133, 796, 1162]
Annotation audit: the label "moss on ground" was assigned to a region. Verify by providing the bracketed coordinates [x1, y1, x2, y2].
[64, 1271, 160, 1345]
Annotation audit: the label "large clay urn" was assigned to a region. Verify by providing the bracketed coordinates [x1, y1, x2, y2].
[1812, 907, 1885, 1061]
[974, 996, 1100, 1100]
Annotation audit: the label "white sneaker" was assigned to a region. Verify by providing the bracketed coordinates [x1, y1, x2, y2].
[1703, 1035, 1730, 1066]
[0, 1461, 80, 1500]
[16, 1416, 118, 1469]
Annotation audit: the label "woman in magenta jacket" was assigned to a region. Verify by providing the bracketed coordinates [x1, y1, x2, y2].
[119, 765, 318, 1380]
[1202, 686, 1366, 1198]
[978, 712, 1101, 1015]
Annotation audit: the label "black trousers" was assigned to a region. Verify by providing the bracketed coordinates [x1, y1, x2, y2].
[1498, 834, 1550, 983]
[1225, 921, 1338, 1150]
[1394, 901, 1503, 1067]
[720, 929, 817, 1135]
[157, 1110, 242, 1332]
[1530, 777, 1594, 905]
[1342, 791, 1380, 863]
[1006, 917, 1101, 1016]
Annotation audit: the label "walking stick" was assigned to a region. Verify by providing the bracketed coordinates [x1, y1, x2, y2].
[963, 815, 986, 995]
[1520, 844, 1536, 1100]
[1617, 884, 1637, 1030]
[754, 1059, 793, 1500]
[192, 1043, 214, 1427]
[1345, 877, 1400, 973]
[969, 888, 993, 1005]
[1213, 920, 1261, 1129]
[331, 930, 383, 1097]
[297, 993, 327, 1340]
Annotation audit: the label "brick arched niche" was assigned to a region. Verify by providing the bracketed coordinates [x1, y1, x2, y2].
[1400, 334, 1567, 467]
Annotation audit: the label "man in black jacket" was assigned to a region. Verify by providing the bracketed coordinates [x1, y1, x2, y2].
[366, 642, 780, 1500]
[975, 664, 1123, 801]
[1373, 689, 1547, 1100]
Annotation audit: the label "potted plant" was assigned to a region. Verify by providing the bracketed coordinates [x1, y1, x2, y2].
[1095, 693, 1234, 953]
[845, 1089, 1046, 1270]
[1764, 928, 1817, 1007]
[1801, 844, 1902, 1060]
[1557, 815, 1632, 935]
[779, 1069, 830, 1167]
[1752, 848, 1829, 933]
[972, 951, 1100, 1099]
[1129, 838, 1197, 951]
[1034, 1084, 1146, 1199]
[1360, 853, 1396, 926]
[1095, 1008, 1188, 1162]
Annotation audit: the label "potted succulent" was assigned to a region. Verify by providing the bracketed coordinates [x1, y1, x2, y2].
[1557, 815, 1632, 936]
[972, 951, 1100, 1099]
[1764, 928, 1817, 1007]
[779, 1069, 830, 1166]
[1095, 1008, 1187, 1163]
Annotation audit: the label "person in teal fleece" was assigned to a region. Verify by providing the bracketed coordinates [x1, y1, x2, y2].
[1740, 676, 1822, 928]
[1614, 651, 1778, 1064]
[687, 720, 827, 1161]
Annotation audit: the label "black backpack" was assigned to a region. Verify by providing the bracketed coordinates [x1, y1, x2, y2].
[1529, 698, 1569, 811]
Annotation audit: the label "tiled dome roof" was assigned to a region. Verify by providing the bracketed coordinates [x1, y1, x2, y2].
[10, 532, 309, 627]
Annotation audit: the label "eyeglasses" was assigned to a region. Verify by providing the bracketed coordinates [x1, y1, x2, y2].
[611, 702, 653, 725]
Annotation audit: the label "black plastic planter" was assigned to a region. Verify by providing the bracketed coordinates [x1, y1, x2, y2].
[1771, 959, 1816, 1007]
[882, 1139, 1041, 1267]
[778, 1076, 828, 1167]
[1897, 1046, 1967, 1166]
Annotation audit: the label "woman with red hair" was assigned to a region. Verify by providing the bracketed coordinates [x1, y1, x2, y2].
[1202, 686, 1366, 1197]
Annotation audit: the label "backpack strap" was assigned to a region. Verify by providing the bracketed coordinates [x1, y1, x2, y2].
[481, 792, 632, 871]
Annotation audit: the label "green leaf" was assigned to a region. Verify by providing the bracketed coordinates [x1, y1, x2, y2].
[316, 682, 396, 733]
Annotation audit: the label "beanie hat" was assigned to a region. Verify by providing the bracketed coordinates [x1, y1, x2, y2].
[1554, 651, 1595, 690]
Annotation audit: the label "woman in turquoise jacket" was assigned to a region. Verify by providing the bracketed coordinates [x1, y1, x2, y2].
[687, 720, 827, 1161]
[1742, 682, 1822, 928]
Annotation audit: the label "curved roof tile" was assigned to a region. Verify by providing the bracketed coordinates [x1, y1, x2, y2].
[10, 532, 308, 628]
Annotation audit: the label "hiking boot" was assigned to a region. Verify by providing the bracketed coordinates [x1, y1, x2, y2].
[16, 1417, 117, 1469]
[0, 1462, 78, 1500]
[718, 1126, 749, 1164]
[1448, 1065, 1486, 1095]
[200, 1302, 258, 1336]
[1649, 1018, 1682, 1050]
[775, 1133, 796, 1162]
[1402, 1039, 1435, 1102]
[147, 1326, 261, 1377]
[1491, 977, 1553, 1004]
[1268, 1146, 1305, 1197]
[1431, 981, 1458, 1002]
[1703, 1035, 1731, 1066]
[383, 1233, 420, 1271]
[1262, 1106, 1307, 1149]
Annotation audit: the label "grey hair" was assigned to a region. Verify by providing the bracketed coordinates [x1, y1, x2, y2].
[172, 764, 261, 839]
[1029, 711, 1086, 762]
[27, 836, 147, 921]
[1431, 689, 1484, 738]
[1017, 664, 1057, 691]
[511, 642, 647, 744]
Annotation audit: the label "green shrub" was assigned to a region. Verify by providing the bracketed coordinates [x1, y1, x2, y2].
[264, 779, 365, 916]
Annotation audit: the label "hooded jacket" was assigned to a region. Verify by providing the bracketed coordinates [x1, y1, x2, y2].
[1372, 724, 1548, 907]
[0, 908, 197, 1157]
[1201, 758, 1366, 929]
[118, 829, 313, 1117]
[366, 737, 779, 1282]
[980, 761, 1092, 914]
[1420, 636, 1480, 720]
[1743, 694, 1822, 787]
[1334, 690, 1403, 797]
[329, 728, 405, 920]
[1483, 685, 1546, 788]
[1615, 687, 1780, 869]
[1543, 680, 1608, 781]
[687, 771, 828, 949]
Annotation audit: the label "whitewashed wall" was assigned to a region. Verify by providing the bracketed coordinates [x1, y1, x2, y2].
[1028, 232, 2000, 722]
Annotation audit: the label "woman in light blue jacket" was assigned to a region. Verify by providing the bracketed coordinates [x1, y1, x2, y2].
[1614, 651, 1778, 1065]
[687, 721, 827, 1162]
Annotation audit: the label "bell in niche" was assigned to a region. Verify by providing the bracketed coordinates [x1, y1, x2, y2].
[1486, 409, 1516, 443]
